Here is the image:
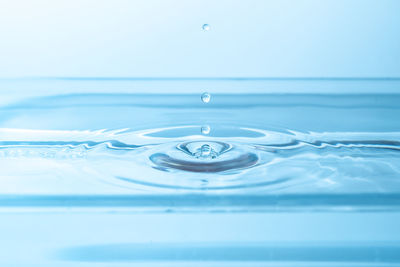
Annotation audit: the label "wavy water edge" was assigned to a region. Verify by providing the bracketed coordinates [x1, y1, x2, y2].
[0, 127, 399, 197]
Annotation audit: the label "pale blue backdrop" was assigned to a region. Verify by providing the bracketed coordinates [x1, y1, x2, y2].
[0, 0, 399, 78]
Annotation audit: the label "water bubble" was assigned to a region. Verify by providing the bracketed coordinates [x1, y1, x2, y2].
[202, 24, 210, 31]
[201, 92, 211, 103]
[201, 125, 211, 135]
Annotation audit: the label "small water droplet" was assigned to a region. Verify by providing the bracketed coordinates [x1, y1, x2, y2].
[201, 125, 210, 135]
[201, 92, 211, 103]
[202, 24, 210, 31]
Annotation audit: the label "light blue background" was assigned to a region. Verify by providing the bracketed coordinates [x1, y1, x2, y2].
[0, 0, 399, 78]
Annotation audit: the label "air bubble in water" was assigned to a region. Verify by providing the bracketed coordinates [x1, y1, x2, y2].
[202, 24, 210, 31]
[201, 125, 210, 135]
[201, 92, 211, 103]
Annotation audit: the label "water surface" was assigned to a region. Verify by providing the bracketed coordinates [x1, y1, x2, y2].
[0, 79, 400, 266]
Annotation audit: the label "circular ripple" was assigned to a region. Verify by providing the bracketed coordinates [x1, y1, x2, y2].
[149, 140, 259, 173]
[150, 151, 258, 173]
[113, 125, 292, 191]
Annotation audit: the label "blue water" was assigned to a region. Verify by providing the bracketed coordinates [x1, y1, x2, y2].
[0, 78, 400, 266]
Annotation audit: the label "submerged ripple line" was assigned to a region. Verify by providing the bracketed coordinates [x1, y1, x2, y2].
[115, 176, 290, 191]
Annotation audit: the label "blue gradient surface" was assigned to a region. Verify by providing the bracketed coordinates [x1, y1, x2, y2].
[0, 0, 399, 78]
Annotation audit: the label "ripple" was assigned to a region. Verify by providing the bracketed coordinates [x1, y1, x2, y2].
[150, 152, 258, 173]
[0, 126, 400, 193]
[115, 176, 288, 191]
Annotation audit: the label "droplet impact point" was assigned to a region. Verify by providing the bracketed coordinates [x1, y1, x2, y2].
[150, 140, 259, 173]
[178, 141, 231, 160]
[199, 144, 212, 158]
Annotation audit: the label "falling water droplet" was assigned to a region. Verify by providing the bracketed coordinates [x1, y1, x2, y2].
[201, 92, 211, 103]
[202, 24, 210, 31]
[201, 125, 211, 135]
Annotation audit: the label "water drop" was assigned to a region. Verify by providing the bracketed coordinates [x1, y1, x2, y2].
[202, 24, 210, 31]
[201, 92, 211, 103]
[201, 125, 210, 135]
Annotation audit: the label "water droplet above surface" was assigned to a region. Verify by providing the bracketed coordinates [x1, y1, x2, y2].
[201, 125, 211, 135]
[201, 92, 211, 103]
[202, 24, 210, 31]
